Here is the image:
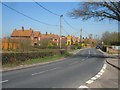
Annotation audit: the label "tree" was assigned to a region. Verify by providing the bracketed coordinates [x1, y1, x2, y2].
[39, 38, 50, 49]
[89, 34, 93, 39]
[101, 31, 120, 45]
[68, 1, 120, 21]
[19, 38, 31, 52]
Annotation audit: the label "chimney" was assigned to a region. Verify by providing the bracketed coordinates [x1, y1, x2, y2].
[46, 32, 47, 35]
[22, 26, 24, 32]
[30, 28, 32, 30]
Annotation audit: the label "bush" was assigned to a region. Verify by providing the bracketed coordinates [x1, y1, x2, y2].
[65, 53, 73, 57]
[2, 49, 67, 65]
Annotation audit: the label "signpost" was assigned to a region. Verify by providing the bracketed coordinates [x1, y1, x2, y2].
[67, 36, 71, 45]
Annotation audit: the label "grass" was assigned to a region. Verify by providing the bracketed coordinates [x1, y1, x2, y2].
[107, 52, 120, 54]
[3, 53, 73, 67]
[22, 55, 65, 65]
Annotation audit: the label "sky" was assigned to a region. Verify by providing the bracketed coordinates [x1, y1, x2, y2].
[2, 2, 118, 38]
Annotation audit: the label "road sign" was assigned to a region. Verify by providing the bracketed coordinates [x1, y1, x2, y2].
[67, 36, 71, 45]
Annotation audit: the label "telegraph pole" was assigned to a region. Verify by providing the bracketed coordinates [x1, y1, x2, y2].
[80, 28, 82, 43]
[60, 15, 63, 49]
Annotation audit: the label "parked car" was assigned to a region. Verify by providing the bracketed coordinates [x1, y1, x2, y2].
[96, 46, 100, 49]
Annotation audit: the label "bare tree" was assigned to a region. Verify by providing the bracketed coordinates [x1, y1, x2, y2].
[39, 38, 50, 49]
[101, 31, 120, 45]
[68, 1, 120, 21]
[19, 38, 31, 52]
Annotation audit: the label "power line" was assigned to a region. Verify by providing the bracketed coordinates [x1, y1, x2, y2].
[63, 18, 93, 37]
[33, 0, 60, 17]
[1, 2, 58, 26]
[63, 18, 77, 30]
[62, 26, 70, 35]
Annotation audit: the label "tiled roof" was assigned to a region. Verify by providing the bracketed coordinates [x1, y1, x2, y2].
[34, 31, 40, 37]
[11, 29, 33, 37]
[2, 38, 8, 42]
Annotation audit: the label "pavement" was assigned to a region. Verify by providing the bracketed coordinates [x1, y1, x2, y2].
[98, 49, 119, 69]
[2, 48, 105, 88]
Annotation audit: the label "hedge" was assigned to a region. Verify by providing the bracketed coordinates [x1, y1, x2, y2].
[2, 49, 66, 65]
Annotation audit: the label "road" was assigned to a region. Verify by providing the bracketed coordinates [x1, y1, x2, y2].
[2, 48, 106, 88]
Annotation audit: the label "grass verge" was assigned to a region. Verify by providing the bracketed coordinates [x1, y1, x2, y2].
[107, 52, 120, 54]
[3, 53, 73, 67]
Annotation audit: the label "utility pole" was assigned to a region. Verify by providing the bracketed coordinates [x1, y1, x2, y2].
[80, 28, 82, 43]
[60, 15, 63, 49]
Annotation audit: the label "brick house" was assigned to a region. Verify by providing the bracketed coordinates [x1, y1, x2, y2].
[34, 31, 41, 46]
[41, 32, 59, 46]
[11, 26, 35, 45]
[82, 37, 96, 45]
[71, 36, 80, 44]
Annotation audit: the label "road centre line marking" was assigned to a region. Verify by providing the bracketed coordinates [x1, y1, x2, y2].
[89, 50, 90, 55]
[69, 61, 78, 65]
[0, 80, 8, 83]
[32, 67, 59, 76]
[82, 59, 85, 61]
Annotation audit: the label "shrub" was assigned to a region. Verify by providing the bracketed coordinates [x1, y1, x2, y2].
[2, 49, 67, 65]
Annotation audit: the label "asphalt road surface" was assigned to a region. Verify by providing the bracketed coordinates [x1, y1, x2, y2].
[2, 48, 106, 88]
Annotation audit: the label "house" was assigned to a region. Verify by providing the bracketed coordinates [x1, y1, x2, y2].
[71, 36, 80, 44]
[107, 46, 120, 53]
[34, 31, 41, 46]
[2, 26, 68, 50]
[11, 26, 35, 45]
[41, 32, 59, 46]
[82, 37, 96, 46]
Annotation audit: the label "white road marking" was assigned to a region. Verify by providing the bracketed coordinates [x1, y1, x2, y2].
[100, 69, 104, 73]
[89, 50, 90, 55]
[69, 61, 79, 65]
[82, 59, 85, 61]
[91, 77, 97, 80]
[78, 85, 89, 88]
[103, 64, 106, 69]
[0, 80, 8, 83]
[86, 80, 93, 84]
[95, 75, 101, 78]
[32, 67, 59, 76]
[94, 52, 96, 55]
[98, 72, 103, 75]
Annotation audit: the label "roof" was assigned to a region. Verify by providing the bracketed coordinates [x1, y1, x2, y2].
[34, 31, 41, 37]
[2, 38, 8, 43]
[41, 34, 54, 38]
[11, 29, 33, 37]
